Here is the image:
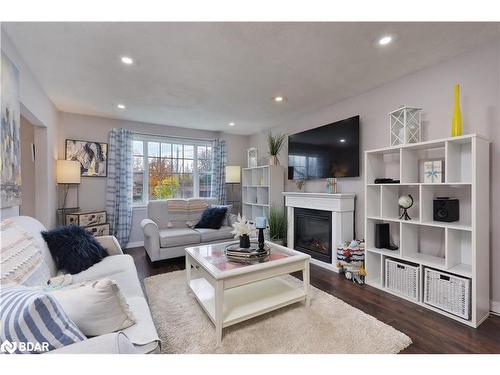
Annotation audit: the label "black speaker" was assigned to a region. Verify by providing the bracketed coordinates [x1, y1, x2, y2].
[375, 223, 390, 249]
[433, 197, 459, 222]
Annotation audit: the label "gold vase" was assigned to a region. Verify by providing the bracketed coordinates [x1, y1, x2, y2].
[451, 84, 463, 137]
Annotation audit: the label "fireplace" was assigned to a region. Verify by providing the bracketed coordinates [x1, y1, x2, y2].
[294, 208, 332, 263]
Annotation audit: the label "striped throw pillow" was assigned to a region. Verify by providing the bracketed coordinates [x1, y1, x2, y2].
[166, 199, 189, 227]
[187, 199, 209, 225]
[0, 286, 86, 354]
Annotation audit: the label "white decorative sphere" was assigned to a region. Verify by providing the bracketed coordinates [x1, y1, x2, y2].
[398, 195, 413, 209]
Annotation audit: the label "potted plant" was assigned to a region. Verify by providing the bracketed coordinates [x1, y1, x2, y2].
[267, 131, 286, 165]
[268, 207, 287, 246]
[230, 214, 256, 248]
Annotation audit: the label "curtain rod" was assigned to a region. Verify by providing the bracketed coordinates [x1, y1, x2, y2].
[131, 131, 216, 142]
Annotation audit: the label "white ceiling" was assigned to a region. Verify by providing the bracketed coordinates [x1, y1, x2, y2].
[3, 22, 499, 135]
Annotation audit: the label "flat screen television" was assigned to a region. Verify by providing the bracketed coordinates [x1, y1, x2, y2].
[288, 115, 360, 180]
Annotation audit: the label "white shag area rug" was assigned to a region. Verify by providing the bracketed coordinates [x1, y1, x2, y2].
[143, 271, 412, 354]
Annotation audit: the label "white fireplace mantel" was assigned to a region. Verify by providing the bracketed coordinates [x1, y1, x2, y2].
[283, 191, 355, 272]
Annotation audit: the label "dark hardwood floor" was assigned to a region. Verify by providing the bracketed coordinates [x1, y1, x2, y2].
[125, 246, 500, 354]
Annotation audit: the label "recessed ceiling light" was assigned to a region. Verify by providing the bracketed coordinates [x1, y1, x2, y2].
[228, 122, 235, 127]
[273, 96, 285, 102]
[340, 139, 346, 143]
[117, 104, 126, 110]
[377, 35, 393, 46]
[121, 56, 134, 65]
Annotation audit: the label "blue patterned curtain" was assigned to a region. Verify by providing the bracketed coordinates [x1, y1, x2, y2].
[106, 128, 133, 247]
[211, 139, 226, 204]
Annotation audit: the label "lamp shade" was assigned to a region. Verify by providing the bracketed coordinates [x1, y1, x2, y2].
[57, 160, 81, 184]
[225, 166, 241, 183]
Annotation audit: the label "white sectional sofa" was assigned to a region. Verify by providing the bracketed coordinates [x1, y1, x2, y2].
[141, 198, 235, 261]
[7, 216, 160, 354]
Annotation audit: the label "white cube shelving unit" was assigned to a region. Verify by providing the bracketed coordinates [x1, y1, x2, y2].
[241, 165, 284, 222]
[364, 134, 489, 328]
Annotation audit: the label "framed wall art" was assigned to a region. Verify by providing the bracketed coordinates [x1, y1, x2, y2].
[1, 52, 22, 208]
[65, 139, 108, 177]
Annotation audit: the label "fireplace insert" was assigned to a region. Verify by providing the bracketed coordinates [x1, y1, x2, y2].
[294, 208, 332, 263]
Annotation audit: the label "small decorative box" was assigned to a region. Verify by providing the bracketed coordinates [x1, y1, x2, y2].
[66, 210, 107, 227]
[423, 160, 443, 183]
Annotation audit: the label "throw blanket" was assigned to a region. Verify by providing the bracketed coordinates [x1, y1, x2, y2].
[0, 219, 46, 285]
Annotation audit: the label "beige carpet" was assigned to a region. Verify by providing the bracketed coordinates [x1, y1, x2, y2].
[144, 271, 412, 354]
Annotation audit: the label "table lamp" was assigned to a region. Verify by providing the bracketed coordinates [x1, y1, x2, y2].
[57, 160, 81, 210]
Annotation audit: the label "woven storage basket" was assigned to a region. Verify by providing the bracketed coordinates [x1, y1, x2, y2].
[424, 268, 471, 320]
[385, 258, 419, 302]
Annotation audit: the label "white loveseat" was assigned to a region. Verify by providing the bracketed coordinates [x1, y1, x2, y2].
[141, 198, 235, 262]
[7, 216, 160, 354]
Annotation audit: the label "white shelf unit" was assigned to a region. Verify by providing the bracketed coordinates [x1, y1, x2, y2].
[241, 165, 285, 222]
[364, 134, 489, 328]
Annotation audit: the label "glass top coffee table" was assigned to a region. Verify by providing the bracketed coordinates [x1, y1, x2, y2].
[185, 241, 311, 345]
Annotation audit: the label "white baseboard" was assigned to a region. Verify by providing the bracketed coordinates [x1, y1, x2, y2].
[125, 241, 144, 249]
[310, 258, 340, 273]
[491, 300, 500, 315]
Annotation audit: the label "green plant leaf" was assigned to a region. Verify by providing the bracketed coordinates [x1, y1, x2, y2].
[267, 131, 286, 156]
[267, 206, 287, 240]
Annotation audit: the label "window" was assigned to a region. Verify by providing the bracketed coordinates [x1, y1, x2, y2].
[132, 135, 214, 204]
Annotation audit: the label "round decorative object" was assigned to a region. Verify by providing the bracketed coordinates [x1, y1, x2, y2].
[398, 195, 413, 209]
[399, 194, 414, 220]
[224, 242, 271, 253]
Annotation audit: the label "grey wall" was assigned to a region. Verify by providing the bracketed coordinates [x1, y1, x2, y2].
[57, 112, 248, 243]
[19, 116, 36, 217]
[248, 40, 500, 303]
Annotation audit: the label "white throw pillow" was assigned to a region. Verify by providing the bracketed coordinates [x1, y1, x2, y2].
[48, 279, 136, 336]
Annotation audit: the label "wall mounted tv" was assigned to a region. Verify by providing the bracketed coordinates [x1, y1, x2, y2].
[288, 115, 360, 180]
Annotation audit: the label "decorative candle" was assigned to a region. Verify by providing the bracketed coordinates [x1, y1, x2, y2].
[255, 216, 267, 229]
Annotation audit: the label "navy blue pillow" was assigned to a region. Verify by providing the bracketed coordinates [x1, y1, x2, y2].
[195, 207, 228, 230]
[41, 225, 108, 274]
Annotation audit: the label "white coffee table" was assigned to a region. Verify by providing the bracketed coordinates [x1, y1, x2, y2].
[185, 241, 310, 344]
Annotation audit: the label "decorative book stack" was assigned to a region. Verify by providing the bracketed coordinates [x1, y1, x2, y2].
[224, 242, 270, 263]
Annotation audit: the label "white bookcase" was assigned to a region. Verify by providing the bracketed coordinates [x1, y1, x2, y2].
[364, 134, 490, 327]
[241, 165, 285, 222]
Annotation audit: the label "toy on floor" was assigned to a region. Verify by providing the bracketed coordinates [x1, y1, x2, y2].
[336, 239, 366, 284]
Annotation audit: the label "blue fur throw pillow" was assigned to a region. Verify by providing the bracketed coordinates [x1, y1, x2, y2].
[41, 225, 108, 274]
[194, 207, 228, 230]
